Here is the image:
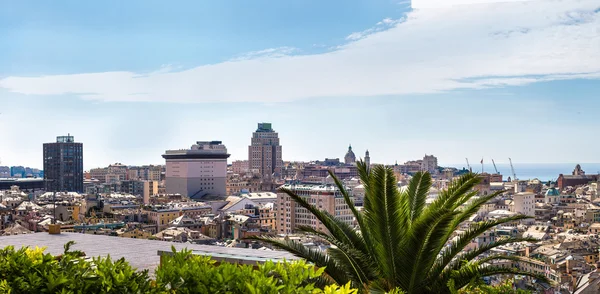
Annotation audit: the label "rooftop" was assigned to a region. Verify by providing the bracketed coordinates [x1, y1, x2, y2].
[0, 233, 298, 272]
[255, 123, 274, 132]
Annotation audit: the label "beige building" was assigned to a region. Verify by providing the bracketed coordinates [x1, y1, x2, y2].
[512, 192, 535, 224]
[248, 123, 283, 180]
[89, 163, 128, 184]
[276, 183, 354, 235]
[147, 203, 212, 230]
[421, 154, 438, 174]
[232, 160, 250, 174]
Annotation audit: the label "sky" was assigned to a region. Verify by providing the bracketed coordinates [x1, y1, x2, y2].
[0, 0, 599, 170]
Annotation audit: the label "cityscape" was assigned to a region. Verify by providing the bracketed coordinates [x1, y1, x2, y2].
[2, 0, 600, 293]
[1, 122, 600, 292]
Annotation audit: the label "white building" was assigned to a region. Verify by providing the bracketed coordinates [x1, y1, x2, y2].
[162, 141, 230, 198]
[513, 192, 535, 224]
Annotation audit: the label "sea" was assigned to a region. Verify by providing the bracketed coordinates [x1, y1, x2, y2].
[446, 163, 600, 182]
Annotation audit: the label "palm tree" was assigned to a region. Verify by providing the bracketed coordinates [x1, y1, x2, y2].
[250, 161, 548, 293]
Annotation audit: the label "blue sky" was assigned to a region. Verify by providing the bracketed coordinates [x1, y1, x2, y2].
[0, 0, 599, 169]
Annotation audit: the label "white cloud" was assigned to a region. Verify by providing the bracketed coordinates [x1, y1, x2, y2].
[0, 0, 599, 103]
[412, 0, 533, 9]
[230, 46, 299, 61]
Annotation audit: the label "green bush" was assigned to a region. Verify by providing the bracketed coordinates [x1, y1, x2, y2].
[155, 247, 356, 293]
[0, 243, 357, 294]
[0, 241, 154, 294]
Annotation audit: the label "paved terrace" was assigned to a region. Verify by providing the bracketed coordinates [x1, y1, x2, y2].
[0, 233, 298, 272]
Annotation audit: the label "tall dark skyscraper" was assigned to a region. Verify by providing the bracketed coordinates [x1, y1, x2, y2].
[43, 135, 84, 193]
[248, 123, 283, 179]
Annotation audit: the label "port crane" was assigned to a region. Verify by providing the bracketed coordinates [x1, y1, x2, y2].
[491, 159, 500, 175]
[508, 158, 517, 181]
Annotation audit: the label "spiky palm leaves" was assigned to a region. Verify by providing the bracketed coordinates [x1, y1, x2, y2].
[250, 162, 547, 293]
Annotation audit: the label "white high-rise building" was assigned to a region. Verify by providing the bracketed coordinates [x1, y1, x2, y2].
[162, 141, 229, 198]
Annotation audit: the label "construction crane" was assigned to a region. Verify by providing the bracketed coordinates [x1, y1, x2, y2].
[465, 158, 471, 172]
[508, 158, 517, 181]
[491, 159, 499, 175]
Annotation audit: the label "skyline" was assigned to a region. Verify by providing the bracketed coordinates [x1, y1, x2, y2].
[1, 0, 599, 168]
[2, 128, 600, 171]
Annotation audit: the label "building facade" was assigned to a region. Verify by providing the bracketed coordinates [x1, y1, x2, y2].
[276, 182, 354, 235]
[421, 154, 438, 174]
[162, 141, 230, 198]
[513, 192, 535, 224]
[232, 160, 249, 174]
[248, 123, 283, 179]
[43, 135, 84, 193]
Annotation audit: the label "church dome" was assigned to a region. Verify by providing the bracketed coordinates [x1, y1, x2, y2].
[545, 187, 560, 197]
[344, 145, 356, 164]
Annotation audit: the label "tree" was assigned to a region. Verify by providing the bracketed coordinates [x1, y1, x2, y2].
[250, 161, 547, 293]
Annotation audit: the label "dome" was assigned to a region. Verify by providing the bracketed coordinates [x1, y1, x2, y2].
[545, 187, 560, 197]
[344, 145, 356, 164]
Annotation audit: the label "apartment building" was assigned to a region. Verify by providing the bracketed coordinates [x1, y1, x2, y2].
[276, 182, 354, 235]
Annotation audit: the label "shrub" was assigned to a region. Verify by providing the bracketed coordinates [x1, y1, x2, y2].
[0, 243, 358, 294]
[0, 241, 154, 294]
[155, 247, 357, 293]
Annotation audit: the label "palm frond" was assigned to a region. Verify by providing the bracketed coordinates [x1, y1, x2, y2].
[405, 171, 432, 224]
[430, 173, 482, 212]
[405, 207, 458, 292]
[327, 168, 373, 255]
[278, 187, 366, 253]
[247, 236, 348, 285]
[362, 165, 405, 290]
[296, 225, 379, 284]
[430, 214, 533, 279]
[434, 236, 538, 288]
[450, 264, 550, 290]
[446, 190, 505, 236]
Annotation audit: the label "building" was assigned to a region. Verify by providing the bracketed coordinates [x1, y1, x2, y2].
[162, 141, 230, 198]
[89, 163, 129, 184]
[513, 192, 535, 224]
[276, 182, 354, 235]
[545, 185, 561, 205]
[0, 178, 45, 191]
[365, 150, 370, 167]
[421, 154, 438, 174]
[557, 165, 599, 190]
[147, 202, 212, 230]
[43, 135, 84, 193]
[232, 160, 249, 174]
[119, 180, 158, 204]
[0, 166, 9, 178]
[395, 160, 423, 175]
[248, 123, 283, 179]
[127, 165, 163, 182]
[344, 145, 356, 164]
